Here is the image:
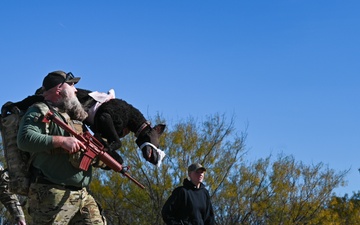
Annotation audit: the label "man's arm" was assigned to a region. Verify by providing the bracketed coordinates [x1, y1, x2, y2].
[17, 107, 53, 153]
[204, 190, 215, 225]
[162, 187, 187, 225]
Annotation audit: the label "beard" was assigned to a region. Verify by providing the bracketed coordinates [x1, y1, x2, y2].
[55, 89, 88, 121]
[63, 97, 88, 121]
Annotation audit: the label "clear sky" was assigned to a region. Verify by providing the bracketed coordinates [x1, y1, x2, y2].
[1, 1, 359, 196]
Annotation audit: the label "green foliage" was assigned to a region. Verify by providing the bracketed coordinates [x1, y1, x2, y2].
[0, 113, 355, 225]
[90, 113, 246, 225]
[88, 113, 352, 225]
[317, 192, 360, 225]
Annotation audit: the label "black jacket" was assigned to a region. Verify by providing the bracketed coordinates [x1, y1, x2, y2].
[162, 178, 215, 225]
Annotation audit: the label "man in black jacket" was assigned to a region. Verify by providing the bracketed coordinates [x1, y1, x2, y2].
[162, 163, 215, 225]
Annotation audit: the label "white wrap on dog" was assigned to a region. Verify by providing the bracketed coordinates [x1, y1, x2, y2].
[139, 142, 166, 167]
[87, 89, 116, 125]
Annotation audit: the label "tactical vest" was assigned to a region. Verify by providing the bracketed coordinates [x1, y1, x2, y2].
[58, 112, 85, 168]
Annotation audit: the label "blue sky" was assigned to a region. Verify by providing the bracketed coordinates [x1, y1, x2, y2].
[1, 1, 359, 196]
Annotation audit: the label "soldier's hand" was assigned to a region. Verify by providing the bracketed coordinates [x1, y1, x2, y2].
[53, 136, 86, 154]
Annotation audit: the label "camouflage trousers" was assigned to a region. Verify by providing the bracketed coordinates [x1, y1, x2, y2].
[27, 183, 106, 225]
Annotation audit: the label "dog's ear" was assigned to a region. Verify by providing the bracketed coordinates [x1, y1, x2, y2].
[153, 124, 166, 135]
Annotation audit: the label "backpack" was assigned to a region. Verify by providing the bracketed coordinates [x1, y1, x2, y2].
[0, 101, 49, 196]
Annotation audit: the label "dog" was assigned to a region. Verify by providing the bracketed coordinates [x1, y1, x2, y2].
[2, 88, 166, 166]
[76, 88, 166, 166]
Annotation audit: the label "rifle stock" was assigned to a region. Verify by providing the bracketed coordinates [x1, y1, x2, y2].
[43, 110, 145, 189]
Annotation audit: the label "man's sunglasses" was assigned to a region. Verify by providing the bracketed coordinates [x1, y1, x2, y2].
[59, 72, 75, 88]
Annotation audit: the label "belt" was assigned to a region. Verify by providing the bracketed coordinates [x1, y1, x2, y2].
[35, 177, 83, 191]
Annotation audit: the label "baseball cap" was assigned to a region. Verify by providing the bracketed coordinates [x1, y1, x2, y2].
[188, 163, 206, 173]
[42, 70, 80, 91]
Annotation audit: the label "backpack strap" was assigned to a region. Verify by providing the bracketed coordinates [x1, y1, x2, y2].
[32, 102, 50, 134]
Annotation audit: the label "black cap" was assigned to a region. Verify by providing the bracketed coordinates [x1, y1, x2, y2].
[188, 163, 206, 173]
[42, 70, 80, 91]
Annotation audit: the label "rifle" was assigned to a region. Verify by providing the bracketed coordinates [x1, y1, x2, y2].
[42, 110, 145, 189]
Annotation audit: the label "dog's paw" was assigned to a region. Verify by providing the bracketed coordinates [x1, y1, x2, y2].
[141, 146, 165, 166]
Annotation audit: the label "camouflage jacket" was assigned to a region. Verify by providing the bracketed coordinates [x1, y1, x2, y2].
[0, 166, 25, 222]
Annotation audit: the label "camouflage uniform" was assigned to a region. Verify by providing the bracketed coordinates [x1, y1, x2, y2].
[0, 166, 26, 223]
[27, 183, 105, 224]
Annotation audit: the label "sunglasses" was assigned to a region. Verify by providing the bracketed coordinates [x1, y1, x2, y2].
[59, 72, 75, 88]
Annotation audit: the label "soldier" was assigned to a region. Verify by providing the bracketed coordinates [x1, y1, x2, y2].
[17, 71, 106, 224]
[0, 166, 26, 225]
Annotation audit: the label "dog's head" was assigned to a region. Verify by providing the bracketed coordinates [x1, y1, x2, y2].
[135, 123, 166, 166]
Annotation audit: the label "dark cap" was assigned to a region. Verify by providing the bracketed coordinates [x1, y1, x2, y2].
[42, 70, 80, 91]
[188, 163, 206, 173]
